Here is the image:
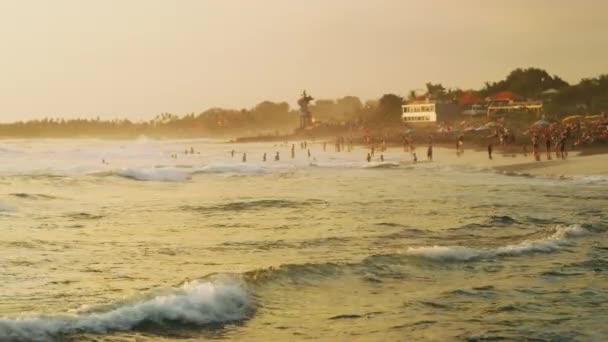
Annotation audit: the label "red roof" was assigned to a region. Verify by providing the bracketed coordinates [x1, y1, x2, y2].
[458, 92, 482, 105]
[491, 90, 521, 101]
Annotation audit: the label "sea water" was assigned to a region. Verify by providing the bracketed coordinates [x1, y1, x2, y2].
[0, 138, 606, 341]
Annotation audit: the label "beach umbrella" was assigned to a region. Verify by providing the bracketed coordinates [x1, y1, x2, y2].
[533, 120, 550, 128]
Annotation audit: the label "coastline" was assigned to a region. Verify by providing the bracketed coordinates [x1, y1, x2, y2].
[492, 152, 608, 177]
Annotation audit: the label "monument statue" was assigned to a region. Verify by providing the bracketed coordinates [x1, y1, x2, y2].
[298, 90, 314, 129]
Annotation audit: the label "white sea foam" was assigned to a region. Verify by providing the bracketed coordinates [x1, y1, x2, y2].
[0, 279, 251, 341]
[195, 164, 268, 175]
[363, 161, 401, 169]
[406, 224, 590, 261]
[116, 167, 193, 182]
[570, 175, 608, 185]
[0, 202, 17, 216]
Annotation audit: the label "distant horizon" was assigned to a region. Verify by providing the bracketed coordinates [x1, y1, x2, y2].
[1, 0, 607, 123]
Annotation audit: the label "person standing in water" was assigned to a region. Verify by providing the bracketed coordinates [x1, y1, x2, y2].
[559, 135, 567, 159]
[457, 135, 464, 156]
[366, 153, 371, 163]
[307, 149, 311, 159]
[262, 153, 267, 162]
[413, 153, 418, 164]
[427, 144, 433, 161]
[380, 154, 384, 162]
[545, 135, 552, 160]
[242, 153, 247, 162]
[231, 150, 235, 157]
[291, 144, 295, 159]
[488, 142, 493, 160]
[275, 152, 280, 161]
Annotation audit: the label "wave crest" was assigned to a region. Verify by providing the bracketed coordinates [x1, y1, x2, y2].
[115, 167, 193, 182]
[406, 224, 591, 261]
[0, 278, 252, 341]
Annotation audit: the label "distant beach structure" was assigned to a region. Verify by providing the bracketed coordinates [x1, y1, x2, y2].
[297, 90, 314, 130]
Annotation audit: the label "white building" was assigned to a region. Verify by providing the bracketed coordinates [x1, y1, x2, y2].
[402, 103, 437, 122]
[402, 98, 461, 123]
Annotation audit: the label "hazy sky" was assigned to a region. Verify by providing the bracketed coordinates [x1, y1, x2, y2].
[0, 0, 606, 122]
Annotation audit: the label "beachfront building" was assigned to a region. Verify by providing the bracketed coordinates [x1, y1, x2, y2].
[402, 98, 460, 123]
[458, 91, 487, 116]
[486, 91, 543, 117]
[487, 101, 543, 117]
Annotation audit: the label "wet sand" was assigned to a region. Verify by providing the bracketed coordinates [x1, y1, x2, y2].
[493, 152, 608, 177]
[403, 145, 608, 178]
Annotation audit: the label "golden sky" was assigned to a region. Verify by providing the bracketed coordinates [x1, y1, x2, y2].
[0, 0, 606, 122]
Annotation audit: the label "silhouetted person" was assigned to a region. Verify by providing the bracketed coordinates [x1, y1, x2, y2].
[275, 152, 280, 161]
[242, 153, 247, 162]
[488, 143, 493, 160]
[380, 154, 384, 162]
[262, 153, 267, 162]
[366, 153, 371, 163]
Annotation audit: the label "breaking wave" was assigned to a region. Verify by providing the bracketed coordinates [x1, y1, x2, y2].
[111, 164, 268, 182]
[0, 278, 252, 342]
[363, 162, 401, 169]
[115, 167, 193, 182]
[405, 224, 592, 261]
[192, 164, 267, 175]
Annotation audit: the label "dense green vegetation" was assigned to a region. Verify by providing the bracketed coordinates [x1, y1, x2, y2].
[1, 68, 606, 138]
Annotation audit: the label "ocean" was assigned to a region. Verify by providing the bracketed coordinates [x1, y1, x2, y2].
[0, 138, 606, 341]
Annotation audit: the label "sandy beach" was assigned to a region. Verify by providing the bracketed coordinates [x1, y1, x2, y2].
[398, 145, 608, 178]
[488, 150, 608, 177]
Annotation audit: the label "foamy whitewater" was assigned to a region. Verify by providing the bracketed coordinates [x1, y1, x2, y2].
[0, 138, 606, 341]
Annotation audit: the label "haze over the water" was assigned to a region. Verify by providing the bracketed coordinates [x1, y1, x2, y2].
[0, 0, 606, 122]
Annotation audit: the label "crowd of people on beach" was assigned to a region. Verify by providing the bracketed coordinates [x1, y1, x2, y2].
[99, 115, 606, 166]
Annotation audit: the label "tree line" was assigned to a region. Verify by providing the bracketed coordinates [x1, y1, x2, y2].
[0, 68, 606, 138]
